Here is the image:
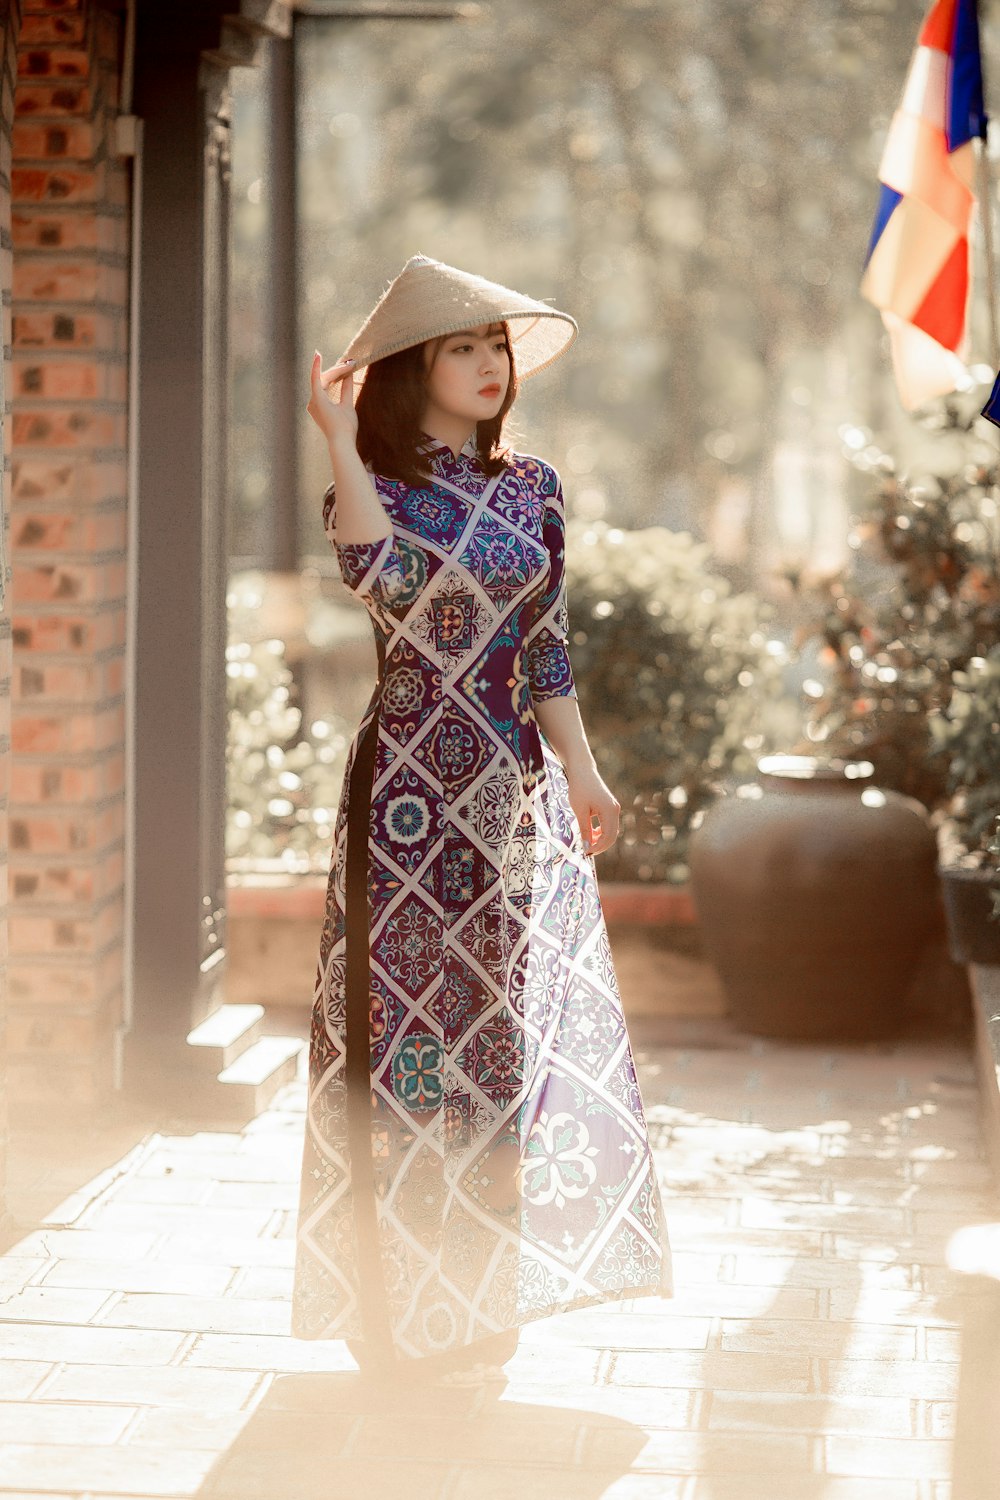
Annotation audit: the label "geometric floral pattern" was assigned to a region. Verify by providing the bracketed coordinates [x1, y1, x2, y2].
[292, 429, 672, 1359]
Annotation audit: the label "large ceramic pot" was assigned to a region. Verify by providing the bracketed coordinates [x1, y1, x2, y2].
[688, 754, 940, 1040]
[940, 866, 1000, 966]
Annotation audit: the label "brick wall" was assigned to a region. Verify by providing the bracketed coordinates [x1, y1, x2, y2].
[8, 0, 128, 1110]
[0, 0, 20, 1223]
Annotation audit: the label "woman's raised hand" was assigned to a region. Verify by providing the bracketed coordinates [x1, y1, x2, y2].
[307, 352, 358, 448]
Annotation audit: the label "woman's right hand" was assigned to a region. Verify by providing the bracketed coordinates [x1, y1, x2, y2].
[307, 352, 358, 448]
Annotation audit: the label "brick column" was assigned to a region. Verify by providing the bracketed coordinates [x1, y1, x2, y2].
[0, 0, 20, 1230]
[8, 0, 128, 1111]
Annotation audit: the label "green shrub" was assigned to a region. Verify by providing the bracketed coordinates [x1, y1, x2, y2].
[565, 519, 786, 882]
[929, 646, 1000, 865]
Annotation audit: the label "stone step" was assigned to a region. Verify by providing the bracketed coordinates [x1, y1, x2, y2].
[207, 1035, 305, 1120]
[218, 1035, 302, 1088]
[152, 1034, 303, 1126]
[185, 1004, 265, 1075]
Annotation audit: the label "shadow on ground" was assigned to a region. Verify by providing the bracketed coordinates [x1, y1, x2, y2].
[197, 1368, 648, 1500]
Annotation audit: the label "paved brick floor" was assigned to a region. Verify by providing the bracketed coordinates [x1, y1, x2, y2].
[1, 1027, 997, 1500]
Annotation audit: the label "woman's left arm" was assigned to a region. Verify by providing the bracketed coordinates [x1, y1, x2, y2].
[533, 695, 621, 856]
[525, 467, 620, 856]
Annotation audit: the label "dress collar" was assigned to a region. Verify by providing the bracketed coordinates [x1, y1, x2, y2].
[418, 428, 480, 463]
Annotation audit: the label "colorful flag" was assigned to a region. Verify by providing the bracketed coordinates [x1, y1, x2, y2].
[861, 0, 988, 411]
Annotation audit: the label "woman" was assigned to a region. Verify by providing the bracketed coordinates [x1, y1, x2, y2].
[291, 254, 672, 1384]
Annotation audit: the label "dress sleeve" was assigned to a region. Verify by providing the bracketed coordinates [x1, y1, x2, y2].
[322, 480, 406, 609]
[525, 470, 578, 703]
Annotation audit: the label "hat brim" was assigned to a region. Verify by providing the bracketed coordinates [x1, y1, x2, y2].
[335, 253, 579, 388]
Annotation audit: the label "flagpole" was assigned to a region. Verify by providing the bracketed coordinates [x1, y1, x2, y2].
[975, 119, 1000, 556]
[977, 128, 1000, 369]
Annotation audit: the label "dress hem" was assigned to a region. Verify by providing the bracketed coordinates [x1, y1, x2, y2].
[290, 1271, 674, 1350]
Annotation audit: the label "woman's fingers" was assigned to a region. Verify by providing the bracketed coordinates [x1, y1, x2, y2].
[334, 363, 355, 407]
[585, 795, 621, 856]
[311, 353, 355, 398]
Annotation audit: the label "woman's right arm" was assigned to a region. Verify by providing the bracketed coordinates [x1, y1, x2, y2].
[308, 352, 402, 605]
[308, 352, 391, 545]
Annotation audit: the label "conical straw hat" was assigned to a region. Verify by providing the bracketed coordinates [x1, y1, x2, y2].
[337, 253, 578, 385]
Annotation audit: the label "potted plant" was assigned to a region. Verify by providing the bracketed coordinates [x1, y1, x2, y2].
[792, 441, 1000, 809]
[687, 750, 941, 1041]
[785, 408, 1000, 1031]
[931, 649, 1000, 965]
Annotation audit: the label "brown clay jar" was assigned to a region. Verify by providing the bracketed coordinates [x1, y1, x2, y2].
[688, 754, 940, 1040]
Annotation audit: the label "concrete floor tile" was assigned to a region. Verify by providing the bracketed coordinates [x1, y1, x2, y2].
[120, 1404, 261, 1448]
[720, 1318, 917, 1359]
[908, 1159, 994, 1190]
[225, 1265, 293, 1299]
[352, 1408, 582, 1465]
[520, 1310, 711, 1351]
[739, 1198, 909, 1235]
[914, 1208, 998, 1239]
[657, 1194, 739, 1228]
[0, 1444, 216, 1496]
[832, 1233, 951, 1266]
[200, 1450, 454, 1500]
[0, 1360, 53, 1399]
[94, 1293, 289, 1336]
[928, 1400, 956, 1438]
[195, 1405, 358, 1453]
[819, 1358, 959, 1400]
[0, 1286, 114, 1323]
[825, 1288, 961, 1324]
[203, 1181, 299, 1209]
[666, 1124, 828, 1153]
[499, 1381, 694, 1429]
[688, 1478, 921, 1500]
[663, 1251, 725, 1283]
[0, 1259, 48, 1296]
[924, 1328, 963, 1362]
[39, 1363, 261, 1410]
[731, 1255, 917, 1291]
[78, 1203, 276, 1236]
[105, 1178, 215, 1206]
[259, 1371, 485, 1417]
[0, 1326, 185, 1366]
[3, 1229, 160, 1262]
[137, 1131, 244, 1154]
[680, 1226, 827, 1256]
[36, 1258, 234, 1297]
[135, 1150, 296, 1183]
[0, 1400, 135, 1444]
[824, 1434, 953, 1479]
[895, 1184, 998, 1214]
[586, 1426, 814, 1473]
[611, 1350, 813, 1394]
[455, 1471, 689, 1500]
[0, 1493, 78, 1499]
[664, 1284, 818, 1319]
[485, 1341, 601, 1385]
[577, 1477, 690, 1499]
[707, 1389, 912, 1436]
[150, 1233, 294, 1268]
[183, 1331, 354, 1372]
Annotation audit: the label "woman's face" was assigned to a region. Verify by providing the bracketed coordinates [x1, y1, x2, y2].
[422, 322, 511, 425]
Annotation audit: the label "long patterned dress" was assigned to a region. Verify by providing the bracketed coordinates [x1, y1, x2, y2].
[291, 429, 672, 1359]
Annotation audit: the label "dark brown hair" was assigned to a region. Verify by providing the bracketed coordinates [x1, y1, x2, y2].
[354, 320, 519, 490]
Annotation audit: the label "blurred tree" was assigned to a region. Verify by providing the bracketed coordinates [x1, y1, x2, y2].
[296, 0, 967, 592]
